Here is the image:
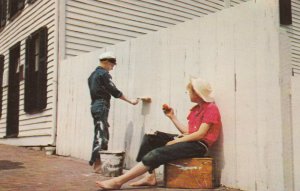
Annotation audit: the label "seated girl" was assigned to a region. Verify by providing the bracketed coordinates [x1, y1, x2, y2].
[96, 77, 222, 190]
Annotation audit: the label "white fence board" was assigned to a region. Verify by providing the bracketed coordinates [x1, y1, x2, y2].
[233, 4, 257, 190]
[214, 9, 236, 187]
[292, 76, 300, 191]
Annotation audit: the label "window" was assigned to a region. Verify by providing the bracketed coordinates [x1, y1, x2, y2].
[24, 26, 48, 113]
[0, 0, 7, 28]
[8, 0, 24, 20]
[0, 55, 4, 118]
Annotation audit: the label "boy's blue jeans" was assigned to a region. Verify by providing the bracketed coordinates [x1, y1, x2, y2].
[89, 100, 110, 166]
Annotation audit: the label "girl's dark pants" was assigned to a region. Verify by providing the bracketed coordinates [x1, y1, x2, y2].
[136, 131, 207, 172]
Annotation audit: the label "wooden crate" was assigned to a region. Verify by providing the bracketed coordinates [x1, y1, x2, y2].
[164, 158, 213, 189]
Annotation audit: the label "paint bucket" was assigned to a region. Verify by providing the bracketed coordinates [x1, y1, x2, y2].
[99, 150, 125, 177]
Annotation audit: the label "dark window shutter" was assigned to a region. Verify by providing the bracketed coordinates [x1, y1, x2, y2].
[0, 55, 4, 118]
[8, 0, 15, 18]
[0, 0, 7, 28]
[280, 0, 292, 25]
[6, 42, 20, 137]
[8, 0, 24, 19]
[36, 27, 48, 110]
[24, 36, 35, 112]
[24, 26, 48, 113]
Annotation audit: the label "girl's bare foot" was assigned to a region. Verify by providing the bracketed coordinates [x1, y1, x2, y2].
[95, 179, 122, 190]
[129, 175, 157, 186]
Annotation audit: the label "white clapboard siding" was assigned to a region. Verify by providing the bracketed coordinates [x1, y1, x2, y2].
[18, 128, 52, 137]
[156, 0, 222, 14]
[0, 0, 56, 143]
[0, 109, 53, 126]
[64, 0, 250, 58]
[72, 0, 179, 25]
[292, 65, 300, 75]
[66, 31, 121, 45]
[230, 0, 248, 7]
[1, 94, 54, 112]
[66, 5, 164, 31]
[19, 123, 52, 132]
[97, 0, 193, 20]
[290, 0, 300, 76]
[0, 1, 55, 50]
[65, 48, 90, 57]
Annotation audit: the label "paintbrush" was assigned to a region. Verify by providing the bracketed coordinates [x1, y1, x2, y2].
[138, 97, 152, 103]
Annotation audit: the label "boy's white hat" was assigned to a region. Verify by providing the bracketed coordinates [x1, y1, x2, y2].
[99, 52, 116, 60]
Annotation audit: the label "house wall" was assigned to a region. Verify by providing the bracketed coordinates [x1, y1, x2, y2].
[290, 0, 300, 75]
[0, 0, 57, 145]
[61, 0, 249, 59]
[57, 1, 288, 190]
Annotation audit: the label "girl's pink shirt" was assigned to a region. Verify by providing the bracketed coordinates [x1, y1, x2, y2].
[187, 102, 222, 147]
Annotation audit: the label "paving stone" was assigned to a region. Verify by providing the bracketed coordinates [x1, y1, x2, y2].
[0, 144, 242, 191]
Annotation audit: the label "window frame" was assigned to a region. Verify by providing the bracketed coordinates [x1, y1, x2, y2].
[24, 26, 48, 113]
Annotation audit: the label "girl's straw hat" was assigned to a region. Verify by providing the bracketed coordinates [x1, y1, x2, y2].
[190, 78, 214, 102]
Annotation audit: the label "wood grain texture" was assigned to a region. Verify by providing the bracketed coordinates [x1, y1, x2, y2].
[164, 158, 213, 189]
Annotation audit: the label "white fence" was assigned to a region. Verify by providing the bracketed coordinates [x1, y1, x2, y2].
[291, 76, 300, 191]
[56, 1, 293, 190]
